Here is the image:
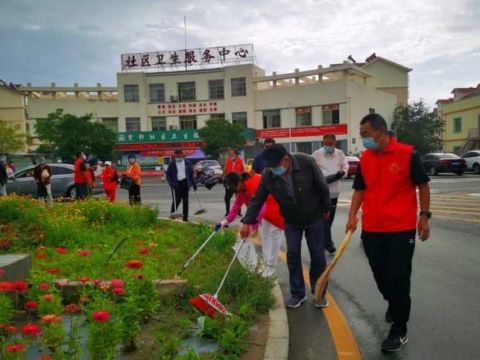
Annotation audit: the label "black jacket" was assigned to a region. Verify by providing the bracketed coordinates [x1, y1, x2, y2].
[243, 153, 331, 226]
[166, 159, 196, 190]
[0, 163, 8, 186]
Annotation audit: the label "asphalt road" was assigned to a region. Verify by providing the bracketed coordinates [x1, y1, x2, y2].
[114, 174, 480, 359]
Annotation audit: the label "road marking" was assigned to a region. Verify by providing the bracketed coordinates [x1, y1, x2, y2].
[251, 236, 362, 360]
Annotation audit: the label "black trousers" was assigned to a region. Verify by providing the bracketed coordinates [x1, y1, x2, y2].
[128, 184, 141, 205]
[224, 186, 235, 215]
[171, 179, 189, 221]
[324, 197, 338, 250]
[362, 230, 416, 334]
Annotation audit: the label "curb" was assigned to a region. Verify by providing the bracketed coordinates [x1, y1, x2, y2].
[263, 280, 289, 360]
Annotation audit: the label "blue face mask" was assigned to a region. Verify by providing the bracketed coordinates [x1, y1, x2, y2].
[271, 166, 287, 176]
[362, 137, 380, 150]
[323, 146, 335, 154]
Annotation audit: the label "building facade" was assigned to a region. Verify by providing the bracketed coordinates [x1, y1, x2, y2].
[0, 81, 28, 152]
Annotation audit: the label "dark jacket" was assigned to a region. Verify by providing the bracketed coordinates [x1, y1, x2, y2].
[252, 152, 265, 173]
[0, 163, 8, 185]
[243, 153, 331, 225]
[166, 159, 197, 190]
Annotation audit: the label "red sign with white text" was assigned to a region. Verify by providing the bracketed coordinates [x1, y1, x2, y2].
[256, 124, 347, 139]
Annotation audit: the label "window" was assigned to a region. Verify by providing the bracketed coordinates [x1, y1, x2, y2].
[322, 104, 340, 125]
[232, 112, 247, 127]
[51, 166, 73, 175]
[178, 82, 195, 101]
[296, 107, 312, 127]
[209, 113, 225, 121]
[453, 117, 462, 133]
[231, 77, 246, 96]
[124, 85, 139, 102]
[180, 116, 197, 129]
[149, 84, 165, 103]
[126, 117, 141, 131]
[151, 117, 167, 131]
[263, 109, 281, 128]
[209, 80, 224, 99]
[296, 142, 312, 154]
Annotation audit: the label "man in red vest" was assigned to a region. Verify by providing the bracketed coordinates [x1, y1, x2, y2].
[222, 149, 244, 216]
[346, 113, 431, 353]
[74, 151, 91, 200]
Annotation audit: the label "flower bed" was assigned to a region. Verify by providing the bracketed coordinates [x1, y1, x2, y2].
[0, 196, 274, 359]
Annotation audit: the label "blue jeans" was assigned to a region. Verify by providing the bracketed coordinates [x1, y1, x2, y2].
[284, 219, 327, 298]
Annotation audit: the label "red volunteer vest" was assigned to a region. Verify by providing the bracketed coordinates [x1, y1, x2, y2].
[74, 158, 87, 184]
[360, 139, 417, 232]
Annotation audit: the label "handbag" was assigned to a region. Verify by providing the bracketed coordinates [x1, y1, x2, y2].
[120, 175, 133, 190]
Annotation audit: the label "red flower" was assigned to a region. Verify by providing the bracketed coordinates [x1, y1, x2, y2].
[64, 303, 81, 314]
[112, 287, 125, 296]
[55, 247, 68, 254]
[125, 260, 143, 269]
[39, 282, 50, 291]
[5, 325, 17, 334]
[24, 300, 39, 311]
[36, 252, 47, 260]
[78, 249, 92, 257]
[46, 268, 59, 274]
[139, 247, 150, 256]
[93, 279, 103, 286]
[42, 294, 55, 302]
[41, 314, 62, 324]
[21, 323, 42, 337]
[0, 281, 12, 293]
[12, 281, 28, 294]
[78, 276, 90, 284]
[92, 310, 110, 323]
[6, 343, 25, 353]
[110, 279, 124, 288]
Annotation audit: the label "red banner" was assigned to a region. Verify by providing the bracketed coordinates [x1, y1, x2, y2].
[140, 149, 195, 157]
[115, 141, 203, 151]
[256, 124, 347, 139]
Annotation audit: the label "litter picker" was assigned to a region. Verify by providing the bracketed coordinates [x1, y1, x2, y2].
[193, 190, 207, 215]
[106, 237, 128, 263]
[314, 230, 354, 302]
[175, 230, 217, 277]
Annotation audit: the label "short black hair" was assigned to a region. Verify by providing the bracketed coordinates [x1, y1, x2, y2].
[76, 151, 83, 158]
[128, 154, 136, 160]
[360, 113, 388, 131]
[264, 137, 276, 145]
[224, 172, 249, 191]
[174, 149, 183, 156]
[323, 134, 336, 141]
[263, 144, 288, 168]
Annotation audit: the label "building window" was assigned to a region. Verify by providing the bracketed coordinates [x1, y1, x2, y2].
[296, 142, 312, 154]
[124, 85, 139, 102]
[149, 84, 165, 103]
[453, 117, 462, 133]
[263, 109, 281, 129]
[126, 117, 141, 131]
[209, 80, 224, 99]
[231, 77, 246, 97]
[180, 116, 197, 129]
[322, 104, 340, 125]
[151, 117, 167, 131]
[295, 107, 312, 127]
[232, 112, 247, 127]
[178, 82, 195, 102]
[209, 113, 225, 121]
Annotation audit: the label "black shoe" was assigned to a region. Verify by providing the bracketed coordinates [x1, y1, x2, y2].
[385, 307, 393, 323]
[381, 329, 408, 352]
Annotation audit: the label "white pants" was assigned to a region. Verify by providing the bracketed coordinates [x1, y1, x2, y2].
[260, 220, 284, 277]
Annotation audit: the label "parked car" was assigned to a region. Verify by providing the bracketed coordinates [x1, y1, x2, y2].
[194, 160, 223, 178]
[5, 164, 104, 198]
[346, 156, 360, 178]
[421, 153, 467, 176]
[461, 150, 480, 173]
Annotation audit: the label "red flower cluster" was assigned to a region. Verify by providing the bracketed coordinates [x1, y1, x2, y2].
[5, 343, 25, 353]
[64, 303, 81, 314]
[55, 247, 68, 254]
[41, 314, 62, 324]
[112, 287, 125, 296]
[78, 249, 92, 257]
[21, 323, 42, 337]
[125, 259, 143, 269]
[78, 276, 90, 284]
[39, 282, 50, 291]
[42, 294, 55, 302]
[36, 252, 47, 260]
[139, 247, 150, 256]
[110, 279, 123, 288]
[93, 310, 110, 323]
[24, 300, 39, 311]
[0, 281, 28, 294]
[46, 268, 59, 274]
[0, 281, 12, 293]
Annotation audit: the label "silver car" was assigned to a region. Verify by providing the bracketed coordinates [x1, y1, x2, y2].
[6, 164, 104, 199]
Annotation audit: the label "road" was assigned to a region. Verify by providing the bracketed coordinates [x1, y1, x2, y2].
[115, 174, 480, 359]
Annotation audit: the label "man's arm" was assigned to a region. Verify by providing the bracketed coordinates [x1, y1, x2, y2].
[310, 157, 331, 213]
[346, 190, 364, 232]
[417, 182, 430, 241]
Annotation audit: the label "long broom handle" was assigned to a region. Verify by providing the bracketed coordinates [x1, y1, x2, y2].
[214, 237, 247, 297]
[194, 190, 203, 209]
[178, 230, 217, 274]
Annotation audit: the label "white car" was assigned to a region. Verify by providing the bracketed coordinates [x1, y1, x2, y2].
[461, 150, 480, 173]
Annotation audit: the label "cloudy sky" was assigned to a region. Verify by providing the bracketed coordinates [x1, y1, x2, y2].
[1, 0, 479, 107]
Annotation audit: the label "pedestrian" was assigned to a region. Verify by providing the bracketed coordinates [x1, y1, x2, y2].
[346, 113, 431, 352]
[85, 160, 97, 197]
[74, 152, 91, 200]
[312, 134, 349, 254]
[222, 149, 244, 216]
[101, 161, 118, 203]
[251, 138, 276, 174]
[0, 156, 8, 197]
[33, 156, 53, 203]
[241, 144, 331, 308]
[125, 155, 141, 205]
[217, 172, 285, 278]
[166, 149, 196, 222]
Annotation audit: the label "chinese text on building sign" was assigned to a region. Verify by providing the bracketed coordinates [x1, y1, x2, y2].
[116, 129, 201, 144]
[121, 44, 254, 71]
[158, 101, 218, 115]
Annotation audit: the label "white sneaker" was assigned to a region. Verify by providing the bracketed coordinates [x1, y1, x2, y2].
[314, 297, 329, 308]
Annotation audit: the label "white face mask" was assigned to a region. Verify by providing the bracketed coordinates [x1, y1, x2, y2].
[128, 159, 135, 164]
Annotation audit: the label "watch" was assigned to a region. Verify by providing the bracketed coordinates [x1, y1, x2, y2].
[419, 211, 432, 219]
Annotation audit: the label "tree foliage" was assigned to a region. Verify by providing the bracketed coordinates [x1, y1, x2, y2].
[392, 100, 444, 154]
[198, 119, 245, 159]
[35, 109, 116, 161]
[0, 119, 26, 153]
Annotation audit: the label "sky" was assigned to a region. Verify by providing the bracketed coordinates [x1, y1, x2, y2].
[1, 0, 479, 108]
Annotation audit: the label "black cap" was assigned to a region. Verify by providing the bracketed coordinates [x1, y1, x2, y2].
[263, 144, 288, 168]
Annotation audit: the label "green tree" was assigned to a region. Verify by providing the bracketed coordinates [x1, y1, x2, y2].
[198, 119, 244, 159]
[35, 109, 116, 161]
[392, 100, 444, 154]
[0, 119, 26, 153]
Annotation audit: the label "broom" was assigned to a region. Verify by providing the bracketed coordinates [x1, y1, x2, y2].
[313, 230, 354, 302]
[189, 237, 247, 318]
[193, 190, 207, 215]
[169, 188, 182, 219]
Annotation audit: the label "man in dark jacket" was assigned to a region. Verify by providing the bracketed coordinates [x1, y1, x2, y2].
[0, 157, 8, 197]
[251, 137, 276, 174]
[166, 149, 197, 222]
[241, 144, 331, 308]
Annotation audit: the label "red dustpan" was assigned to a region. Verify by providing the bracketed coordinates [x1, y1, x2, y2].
[190, 237, 247, 318]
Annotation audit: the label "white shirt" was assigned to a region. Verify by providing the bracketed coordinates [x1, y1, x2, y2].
[312, 147, 349, 199]
[176, 160, 186, 181]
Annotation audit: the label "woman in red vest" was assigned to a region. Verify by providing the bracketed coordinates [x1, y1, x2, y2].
[222, 149, 244, 216]
[216, 172, 285, 278]
[101, 161, 118, 202]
